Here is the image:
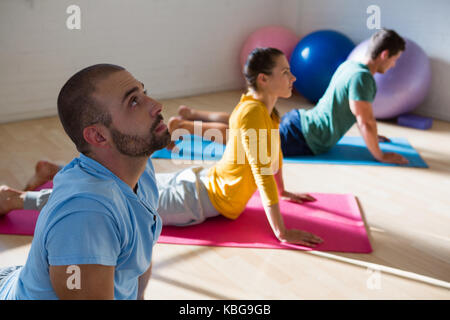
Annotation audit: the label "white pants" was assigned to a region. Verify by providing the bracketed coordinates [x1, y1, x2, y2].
[24, 167, 219, 226]
[156, 166, 220, 226]
[24, 166, 219, 227]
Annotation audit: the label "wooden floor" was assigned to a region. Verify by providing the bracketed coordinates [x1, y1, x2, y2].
[0, 90, 449, 299]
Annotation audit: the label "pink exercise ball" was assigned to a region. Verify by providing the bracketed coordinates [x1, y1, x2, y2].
[240, 25, 299, 69]
[347, 38, 431, 119]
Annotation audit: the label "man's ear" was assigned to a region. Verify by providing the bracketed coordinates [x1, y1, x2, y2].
[379, 49, 390, 60]
[82, 125, 109, 149]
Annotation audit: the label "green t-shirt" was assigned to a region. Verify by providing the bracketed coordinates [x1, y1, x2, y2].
[299, 60, 376, 154]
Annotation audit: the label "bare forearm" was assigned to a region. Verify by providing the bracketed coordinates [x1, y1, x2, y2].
[274, 166, 285, 194]
[358, 120, 383, 160]
[264, 203, 286, 240]
[264, 203, 323, 247]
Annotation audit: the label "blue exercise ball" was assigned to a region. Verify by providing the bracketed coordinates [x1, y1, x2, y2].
[290, 30, 355, 103]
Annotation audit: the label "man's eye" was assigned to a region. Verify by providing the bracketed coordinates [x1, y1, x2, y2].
[131, 97, 138, 107]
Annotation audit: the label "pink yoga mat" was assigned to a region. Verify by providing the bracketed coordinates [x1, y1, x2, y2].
[159, 193, 373, 253]
[0, 181, 53, 236]
[0, 183, 372, 253]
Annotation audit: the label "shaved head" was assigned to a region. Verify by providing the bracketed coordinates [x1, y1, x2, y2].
[57, 64, 125, 154]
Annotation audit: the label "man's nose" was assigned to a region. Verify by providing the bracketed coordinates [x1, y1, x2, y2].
[148, 98, 163, 117]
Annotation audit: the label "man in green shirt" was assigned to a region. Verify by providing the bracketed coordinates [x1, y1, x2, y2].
[280, 28, 409, 165]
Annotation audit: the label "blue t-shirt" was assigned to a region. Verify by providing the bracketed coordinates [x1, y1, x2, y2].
[0, 154, 162, 300]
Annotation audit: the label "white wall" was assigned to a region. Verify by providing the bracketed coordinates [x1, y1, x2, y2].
[1, 0, 449, 123]
[283, 0, 450, 121]
[0, 0, 286, 123]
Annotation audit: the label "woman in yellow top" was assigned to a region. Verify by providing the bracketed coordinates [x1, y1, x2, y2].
[1, 48, 323, 247]
[202, 47, 322, 246]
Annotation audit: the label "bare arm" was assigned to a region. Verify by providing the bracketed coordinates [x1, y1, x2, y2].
[273, 165, 285, 194]
[349, 100, 383, 159]
[137, 263, 152, 300]
[349, 100, 408, 164]
[274, 166, 316, 203]
[271, 167, 321, 246]
[264, 203, 322, 247]
[240, 107, 321, 247]
[50, 264, 115, 300]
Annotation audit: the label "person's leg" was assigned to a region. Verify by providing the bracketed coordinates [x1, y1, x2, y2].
[178, 105, 230, 124]
[0, 186, 52, 216]
[25, 160, 61, 191]
[0, 186, 25, 216]
[156, 167, 219, 226]
[0, 266, 22, 289]
[279, 109, 314, 157]
[23, 189, 53, 211]
[168, 116, 229, 144]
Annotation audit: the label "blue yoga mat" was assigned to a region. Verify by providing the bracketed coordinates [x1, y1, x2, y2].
[151, 134, 428, 168]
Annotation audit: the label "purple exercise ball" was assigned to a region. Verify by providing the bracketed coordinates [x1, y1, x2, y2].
[347, 38, 431, 119]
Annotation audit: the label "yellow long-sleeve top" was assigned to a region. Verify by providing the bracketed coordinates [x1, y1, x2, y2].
[204, 94, 283, 220]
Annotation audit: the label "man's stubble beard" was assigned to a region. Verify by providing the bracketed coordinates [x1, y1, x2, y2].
[109, 114, 171, 157]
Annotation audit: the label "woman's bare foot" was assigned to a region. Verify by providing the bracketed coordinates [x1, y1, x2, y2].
[177, 105, 193, 120]
[178, 104, 230, 124]
[24, 160, 60, 191]
[168, 116, 184, 133]
[0, 185, 25, 217]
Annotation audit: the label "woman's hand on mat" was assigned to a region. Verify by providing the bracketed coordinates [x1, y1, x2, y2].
[280, 190, 316, 204]
[378, 152, 409, 165]
[279, 229, 323, 247]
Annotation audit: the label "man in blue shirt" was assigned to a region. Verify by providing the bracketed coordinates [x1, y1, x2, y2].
[0, 64, 171, 299]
